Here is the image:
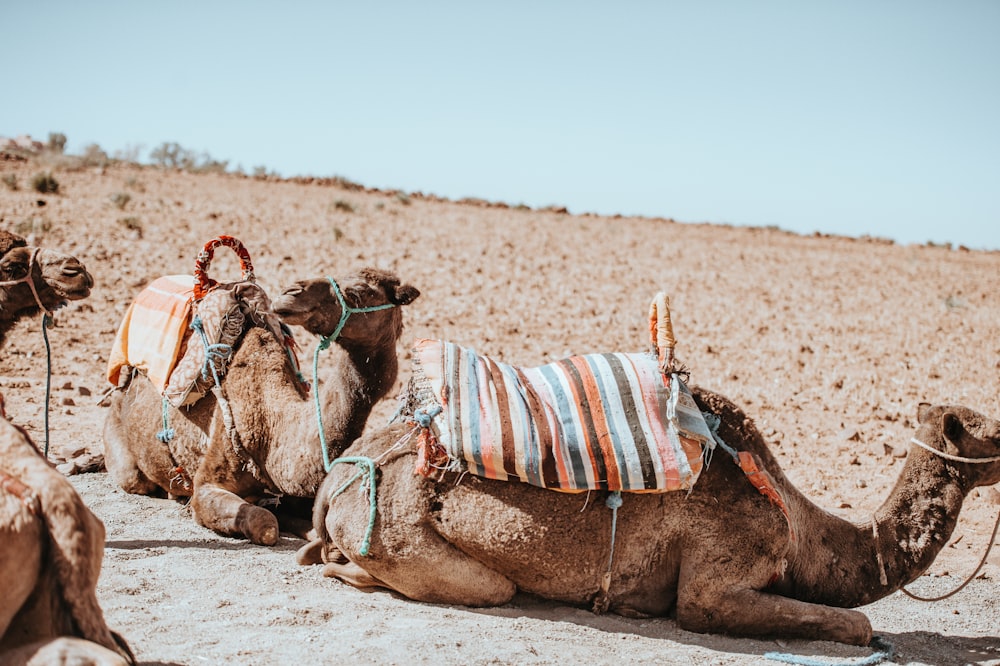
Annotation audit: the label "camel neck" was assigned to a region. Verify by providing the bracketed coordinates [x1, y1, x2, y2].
[778, 447, 965, 607]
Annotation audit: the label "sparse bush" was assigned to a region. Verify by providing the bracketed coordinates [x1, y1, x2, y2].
[150, 141, 229, 173]
[125, 176, 145, 192]
[395, 192, 411, 206]
[2, 174, 17, 190]
[332, 226, 344, 241]
[47, 132, 67, 154]
[150, 142, 195, 169]
[31, 172, 59, 194]
[113, 144, 145, 164]
[81, 143, 110, 167]
[119, 216, 143, 236]
[333, 199, 356, 213]
[110, 192, 131, 210]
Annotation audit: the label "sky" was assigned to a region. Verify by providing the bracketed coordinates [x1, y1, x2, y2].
[3, 1, 998, 250]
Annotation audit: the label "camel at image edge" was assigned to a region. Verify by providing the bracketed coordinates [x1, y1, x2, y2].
[0, 230, 134, 665]
[103, 267, 419, 545]
[300, 355, 1000, 645]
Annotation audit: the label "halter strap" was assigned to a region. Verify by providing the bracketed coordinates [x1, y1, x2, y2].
[322, 276, 397, 345]
[910, 436, 1000, 464]
[313, 277, 399, 472]
[0, 248, 51, 317]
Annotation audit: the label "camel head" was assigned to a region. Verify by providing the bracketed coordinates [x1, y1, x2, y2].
[272, 267, 420, 347]
[0, 230, 94, 317]
[914, 402, 1000, 488]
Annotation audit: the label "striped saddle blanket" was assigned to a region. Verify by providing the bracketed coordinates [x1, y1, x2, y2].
[107, 275, 299, 406]
[407, 339, 718, 493]
[107, 275, 195, 394]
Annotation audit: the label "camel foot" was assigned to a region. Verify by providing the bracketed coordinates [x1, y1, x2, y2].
[235, 504, 279, 546]
[296, 538, 324, 566]
[322, 560, 386, 589]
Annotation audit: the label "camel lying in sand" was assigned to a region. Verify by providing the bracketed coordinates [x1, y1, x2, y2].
[103, 268, 419, 545]
[300, 379, 1000, 645]
[0, 230, 93, 346]
[0, 401, 134, 665]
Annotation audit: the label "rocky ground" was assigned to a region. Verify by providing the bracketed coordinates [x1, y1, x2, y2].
[1, 156, 998, 665]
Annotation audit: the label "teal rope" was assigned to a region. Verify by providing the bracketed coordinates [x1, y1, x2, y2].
[156, 396, 175, 443]
[328, 456, 378, 556]
[764, 636, 894, 666]
[314, 277, 397, 472]
[605, 490, 623, 567]
[41, 313, 53, 458]
[191, 316, 232, 386]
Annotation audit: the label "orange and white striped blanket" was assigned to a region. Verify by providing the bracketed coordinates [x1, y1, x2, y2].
[106, 275, 194, 393]
[407, 339, 717, 493]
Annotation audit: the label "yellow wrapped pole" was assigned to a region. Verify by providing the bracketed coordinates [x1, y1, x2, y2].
[648, 292, 676, 373]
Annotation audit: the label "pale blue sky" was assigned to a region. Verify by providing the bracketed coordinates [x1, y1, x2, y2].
[3, 1, 998, 249]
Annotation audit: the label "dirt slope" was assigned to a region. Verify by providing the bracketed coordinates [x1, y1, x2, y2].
[1, 159, 998, 665]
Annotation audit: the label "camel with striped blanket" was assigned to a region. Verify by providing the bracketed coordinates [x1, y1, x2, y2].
[299, 378, 1000, 645]
[102, 268, 419, 545]
[0, 230, 93, 346]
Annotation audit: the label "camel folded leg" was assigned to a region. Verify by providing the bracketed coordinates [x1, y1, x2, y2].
[676, 581, 872, 646]
[190, 484, 279, 546]
[330, 523, 517, 607]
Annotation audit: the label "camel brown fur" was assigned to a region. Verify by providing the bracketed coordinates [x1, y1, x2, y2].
[103, 268, 419, 545]
[299, 386, 1000, 646]
[0, 405, 134, 665]
[0, 230, 94, 347]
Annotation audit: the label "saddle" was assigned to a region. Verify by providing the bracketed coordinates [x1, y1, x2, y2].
[403, 293, 718, 493]
[106, 236, 300, 408]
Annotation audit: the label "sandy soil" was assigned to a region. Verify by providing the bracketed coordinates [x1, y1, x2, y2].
[1, 158, 998, 665]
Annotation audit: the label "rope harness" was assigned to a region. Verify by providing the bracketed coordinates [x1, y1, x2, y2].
[313, 277, 397, 472]
[872, 434, 1000, 601]
[0, 248, 55, 458]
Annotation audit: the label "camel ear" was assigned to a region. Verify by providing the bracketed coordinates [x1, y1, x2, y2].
[942, 411, 964, 444]
[916, 402, 933, 424]
[392, 284, 420, 306]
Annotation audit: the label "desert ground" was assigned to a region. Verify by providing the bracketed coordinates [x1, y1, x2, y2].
[1, 153, 998, 665]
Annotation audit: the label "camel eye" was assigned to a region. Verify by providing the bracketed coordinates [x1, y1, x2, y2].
[0, 261, 27, 280]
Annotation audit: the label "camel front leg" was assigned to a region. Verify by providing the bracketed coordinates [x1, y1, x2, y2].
[676, 574, 872, 646]
[190, 483, 279, 546]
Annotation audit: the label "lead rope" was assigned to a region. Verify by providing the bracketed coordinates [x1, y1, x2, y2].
[40, 313, 53, 457]
[327, 456, 378, 556]
[1, 248, 57, 459]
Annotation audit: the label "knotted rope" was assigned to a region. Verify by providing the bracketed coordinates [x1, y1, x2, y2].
[314, 277, 397, 472]
[156, 396, 175, 443]
[592, 490, 624, 613]
[328, 456, 378, 556]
